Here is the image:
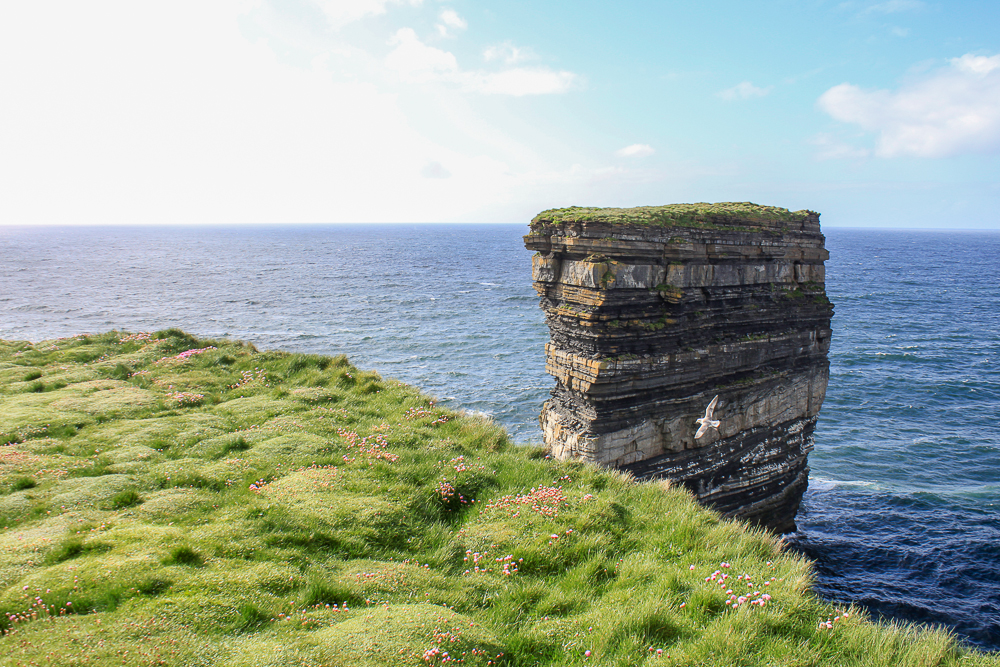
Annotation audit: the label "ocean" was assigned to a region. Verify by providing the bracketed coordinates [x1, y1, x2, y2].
[1, 223, 997, 650]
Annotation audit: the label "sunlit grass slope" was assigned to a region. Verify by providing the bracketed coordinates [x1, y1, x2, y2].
[0, 330, 994, 666]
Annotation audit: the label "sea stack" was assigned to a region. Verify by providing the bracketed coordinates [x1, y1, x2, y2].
[524, 203, 833, 532]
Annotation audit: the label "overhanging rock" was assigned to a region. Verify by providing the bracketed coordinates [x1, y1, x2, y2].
[524, 203, 833, 532]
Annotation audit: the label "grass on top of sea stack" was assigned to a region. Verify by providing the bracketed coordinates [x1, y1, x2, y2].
[0, 330, 994, 667]
[529, 202, 814, 230]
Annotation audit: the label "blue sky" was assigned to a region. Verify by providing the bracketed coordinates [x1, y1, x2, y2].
[2, 1, 998, 227]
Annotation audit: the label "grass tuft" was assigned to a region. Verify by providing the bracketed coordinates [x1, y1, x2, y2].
[46, 537, 113, 564]
[164, 545, 204, 567]
[11, 476, 37, 492]
[103, 488, 142, 510]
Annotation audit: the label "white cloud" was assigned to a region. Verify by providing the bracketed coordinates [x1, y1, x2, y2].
[421, 161, 452, 178]
[385, 28, 458, 81]
[385, 29, 577, 95]
[817, 53, 1000, 157]
[952, 53, 1000, 75]
[436, 9, 467, 37]
[890, 26, 909, 37]
[717, 81, 773, 101]
[312, 0, 423, 29]
[465, 67, 576, 96]
[616, 144, 655, 158]
[484, 41, 532, 65]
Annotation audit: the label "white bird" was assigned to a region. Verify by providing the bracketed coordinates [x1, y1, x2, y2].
[695, 395, 720, 439]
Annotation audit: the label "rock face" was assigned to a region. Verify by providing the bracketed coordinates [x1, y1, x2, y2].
[524, 203, 833, 532]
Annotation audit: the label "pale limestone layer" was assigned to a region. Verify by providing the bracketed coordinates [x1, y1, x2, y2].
[533, 255, 826, 291]
[541, 366, 827, 467]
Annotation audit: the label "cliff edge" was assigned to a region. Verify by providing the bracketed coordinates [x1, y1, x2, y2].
[524, 202, 834, 532]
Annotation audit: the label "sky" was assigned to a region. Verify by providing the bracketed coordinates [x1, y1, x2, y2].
[1, 0, 999, 228]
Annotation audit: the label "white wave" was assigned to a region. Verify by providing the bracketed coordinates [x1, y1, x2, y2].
[808, 477, 883, 492]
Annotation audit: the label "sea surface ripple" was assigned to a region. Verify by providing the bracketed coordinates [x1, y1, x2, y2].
[1, 223, 997, 650]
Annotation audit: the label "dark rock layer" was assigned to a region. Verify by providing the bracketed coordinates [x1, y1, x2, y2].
[524, 203, 833, 532]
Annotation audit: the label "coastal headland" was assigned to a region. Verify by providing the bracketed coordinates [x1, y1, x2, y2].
[525, 203, 833, 532]
[1, 330, 993, 666]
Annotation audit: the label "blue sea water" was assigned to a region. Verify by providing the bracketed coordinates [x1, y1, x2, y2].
[1, 223, 998, 650]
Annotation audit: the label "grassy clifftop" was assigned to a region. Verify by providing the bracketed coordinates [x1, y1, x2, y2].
[0, 330, 992, 666]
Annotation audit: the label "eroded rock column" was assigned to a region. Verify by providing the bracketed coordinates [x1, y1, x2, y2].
[524, 203, 833, 532]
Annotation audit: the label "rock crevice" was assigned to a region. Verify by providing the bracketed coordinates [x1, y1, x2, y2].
[524, 203, 833, 532]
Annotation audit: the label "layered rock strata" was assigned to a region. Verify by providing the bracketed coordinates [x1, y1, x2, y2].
[524, 203, 833, 532]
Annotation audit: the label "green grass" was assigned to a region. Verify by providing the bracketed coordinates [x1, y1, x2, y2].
[530, 202, 815, 230]
[0, 330, 994, 667]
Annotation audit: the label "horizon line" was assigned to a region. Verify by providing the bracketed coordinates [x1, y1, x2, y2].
[2, 221, 998, 232]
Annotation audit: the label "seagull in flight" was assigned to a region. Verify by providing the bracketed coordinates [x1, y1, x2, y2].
[695, 395, 720, 439]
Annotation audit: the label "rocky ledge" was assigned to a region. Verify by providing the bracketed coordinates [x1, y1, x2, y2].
[524, 203, 833, 532]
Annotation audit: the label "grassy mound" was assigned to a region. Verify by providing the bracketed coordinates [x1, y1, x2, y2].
[0, 330, 993, 666]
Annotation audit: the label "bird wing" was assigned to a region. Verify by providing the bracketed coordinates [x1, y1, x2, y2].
[695, 422, 709, 439]
[704, 395, 719, 420]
